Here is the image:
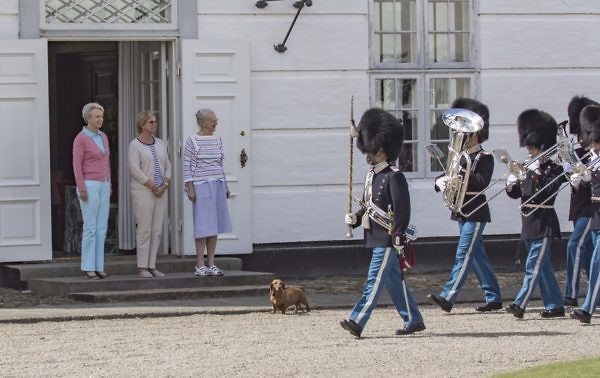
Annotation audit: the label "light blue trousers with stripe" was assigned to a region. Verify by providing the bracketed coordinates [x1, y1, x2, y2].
[439, 221, 502, 304]
[79, 180, 110, 272]
[580, 230, 600, 314]
[564, 217, 593, 300]
[513, 237, 563, 311]
[349, 246, 423, 330]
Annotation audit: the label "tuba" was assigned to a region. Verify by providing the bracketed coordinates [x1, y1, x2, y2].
[427, 108, 484, 215]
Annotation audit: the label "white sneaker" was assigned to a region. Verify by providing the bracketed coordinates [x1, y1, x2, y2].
[208, 265, 224, 276]
[149, 269, 165, 277]
[195, 265, 210, 277]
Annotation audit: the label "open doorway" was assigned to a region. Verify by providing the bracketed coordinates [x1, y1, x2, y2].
[49, 41, 173, 256]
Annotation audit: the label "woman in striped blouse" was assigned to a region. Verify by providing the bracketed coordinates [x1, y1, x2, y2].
[184, 109, 232, 276]
[128, 110, 171, 278]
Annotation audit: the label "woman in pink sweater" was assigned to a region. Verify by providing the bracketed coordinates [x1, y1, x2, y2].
[72, 102, 111, 280]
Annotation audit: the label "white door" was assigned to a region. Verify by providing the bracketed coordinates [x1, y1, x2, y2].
[0, 39, 51, 262]
[180, 39, 252, 255]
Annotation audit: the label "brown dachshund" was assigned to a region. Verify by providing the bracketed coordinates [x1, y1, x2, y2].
[269, 279, 311, 314]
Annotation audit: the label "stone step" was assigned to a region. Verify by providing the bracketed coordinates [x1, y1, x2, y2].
[0, 256, 242, 289]
[69, 284, 269, 303]
[28, 271, 275, 297]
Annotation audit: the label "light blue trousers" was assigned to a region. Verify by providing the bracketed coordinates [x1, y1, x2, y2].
[580, 230, 600, 314]
[79, 180, 110, 272]
[513, 237, 563, 311]
[440, 221, 502, 304]
[350, 246, 423, 330]
[564, 217, 593, 299]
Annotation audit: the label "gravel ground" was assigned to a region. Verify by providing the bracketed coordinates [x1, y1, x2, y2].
[1, 304, 599, 377]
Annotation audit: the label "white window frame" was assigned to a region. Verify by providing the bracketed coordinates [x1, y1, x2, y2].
[369, 0, 480, 178]
[40, 0, 179, 32]
[370, 72, 478, 178]
[369, 0, 476, 70]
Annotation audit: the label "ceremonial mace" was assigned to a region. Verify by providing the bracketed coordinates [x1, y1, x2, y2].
[346, 96, 358, 238]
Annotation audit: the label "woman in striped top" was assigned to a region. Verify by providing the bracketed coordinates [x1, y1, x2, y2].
[128, 110, 171, 278]
[184, 109, 232, 276]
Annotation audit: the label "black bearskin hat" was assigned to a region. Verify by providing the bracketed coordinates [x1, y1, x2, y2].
[567, 95, 598, 136]
[517, 109, 558, 151]
[356, 108, 404, 162]
[451, 97, 490, 142]
[580, 105, 600, 146]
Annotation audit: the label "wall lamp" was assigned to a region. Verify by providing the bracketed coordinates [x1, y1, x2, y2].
[255, 0, 281, 8]
[273, 0, 313, 53]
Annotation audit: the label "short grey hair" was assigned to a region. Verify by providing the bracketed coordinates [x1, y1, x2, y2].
[82, 102, 104, 123]
[195, 108, 214, 128]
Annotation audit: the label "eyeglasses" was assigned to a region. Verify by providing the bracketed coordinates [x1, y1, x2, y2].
[148, 120, 157, 124]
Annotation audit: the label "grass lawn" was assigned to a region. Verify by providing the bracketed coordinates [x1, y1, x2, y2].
[497, 357, 600, 377]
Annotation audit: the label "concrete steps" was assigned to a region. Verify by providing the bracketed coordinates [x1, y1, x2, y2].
[69, 284, 269, 303]
[0, 256, 274, 302]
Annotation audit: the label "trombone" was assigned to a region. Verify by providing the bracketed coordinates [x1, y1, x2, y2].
[456, 121, 574, 217]
[518, 142, 589, 217]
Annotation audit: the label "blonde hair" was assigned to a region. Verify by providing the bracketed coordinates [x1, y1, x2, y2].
[135, 110, 156, 133]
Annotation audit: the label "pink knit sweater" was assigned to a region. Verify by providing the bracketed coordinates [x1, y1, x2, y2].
[72, 131, 111, 191]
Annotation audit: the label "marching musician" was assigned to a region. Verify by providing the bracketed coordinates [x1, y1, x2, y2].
[340, 108, 425, 338]
[427, 98, 503, 313]
[563, 96, 596, 306]
[571, 105, 600, 324]
[505, 109, 566, 319]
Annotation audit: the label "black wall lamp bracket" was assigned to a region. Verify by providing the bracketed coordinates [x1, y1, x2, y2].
[273, 0, 312, 53]
[254, 0, 313, 53]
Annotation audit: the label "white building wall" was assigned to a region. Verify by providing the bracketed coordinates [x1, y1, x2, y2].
[479, 1, 600, 236]
[198, 0, 371, 243]
[0, 0, 18, 38]
[196, 0, 600, 242]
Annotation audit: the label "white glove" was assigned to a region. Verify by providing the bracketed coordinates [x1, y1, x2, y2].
[345, 213, 357, 225]
[526, 159, 540, 172]
[570, 173, 582, 189]
[435, 176, 450, 191]
[561, 161, 572, 174]
[506, 174, 518, 187]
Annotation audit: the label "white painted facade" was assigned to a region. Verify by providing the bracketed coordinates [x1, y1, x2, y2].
[1, 0, 599, 262]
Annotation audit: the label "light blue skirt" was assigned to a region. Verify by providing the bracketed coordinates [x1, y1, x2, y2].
[192, 180, 232, 238]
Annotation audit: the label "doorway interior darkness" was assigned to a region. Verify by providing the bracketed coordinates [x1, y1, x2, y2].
[48, 41, 119, 253]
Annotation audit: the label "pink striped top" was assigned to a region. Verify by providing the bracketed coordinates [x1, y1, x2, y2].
[72, 130, 111, 191]
[183, 135, 225, 183]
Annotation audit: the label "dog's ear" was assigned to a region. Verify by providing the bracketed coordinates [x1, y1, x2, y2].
[281, 280, 286, 289]
[269, 282, 274, 295]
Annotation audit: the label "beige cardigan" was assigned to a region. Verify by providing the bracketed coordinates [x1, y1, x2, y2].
[128, 137, 171, 192]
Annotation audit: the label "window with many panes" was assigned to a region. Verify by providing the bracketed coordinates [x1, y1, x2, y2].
[371, 0, 476, 176]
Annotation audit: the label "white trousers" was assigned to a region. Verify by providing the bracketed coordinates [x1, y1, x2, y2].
[131, 189, 167, 269]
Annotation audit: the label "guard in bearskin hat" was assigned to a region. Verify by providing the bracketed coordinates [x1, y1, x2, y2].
[504, 109, 567, 319]
[427, 98, 503, 314]
[572, 104, 600, 324]
[340, 108, 425, 338]
[563, 96, 597, 306]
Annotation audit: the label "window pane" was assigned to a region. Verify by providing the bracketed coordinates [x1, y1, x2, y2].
[430, 109, 449, 140]
[450, 32, 470, 62]
[401, 110, 418, 140]
[427, 0, 470, 64]
[399, 142, 417, 172]
[375, 79, 397, 110]
[374, 0, 416, 64]
[398, 32, 416, 63]
[380, 34, 395, 63]
[379, 1, 395, 31]
[396, 0, 416, 32]
[429, 33, 448, 63]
